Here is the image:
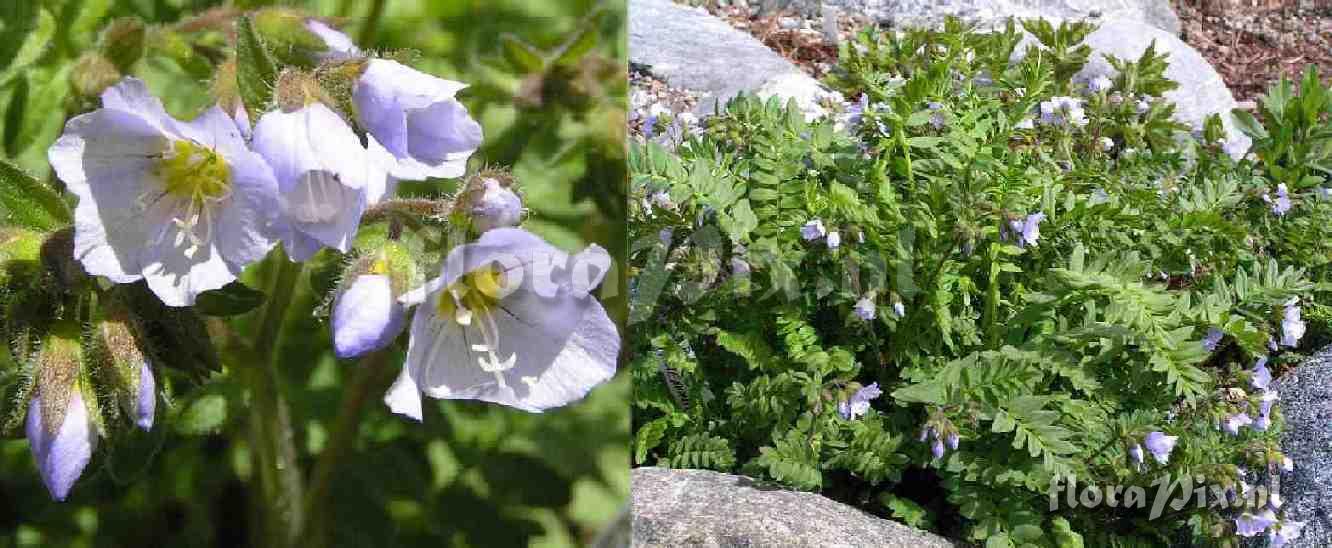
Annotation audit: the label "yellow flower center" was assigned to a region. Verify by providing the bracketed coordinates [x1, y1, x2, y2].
[436, 265, 517, 377]
[159, 140, 231, 202]
[147, 140, 233, 258]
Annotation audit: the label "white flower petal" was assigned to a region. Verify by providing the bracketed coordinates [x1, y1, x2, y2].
[333, 275, 407, 358]
[141, 238, 237, 307]
[50, 108, 170, 283]
[99, 77, 174, 132]
[506, 299, 619, 412]
[384, 363, 424, 421]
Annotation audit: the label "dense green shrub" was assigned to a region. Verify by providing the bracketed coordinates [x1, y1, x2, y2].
[630, 19, 1330, 547]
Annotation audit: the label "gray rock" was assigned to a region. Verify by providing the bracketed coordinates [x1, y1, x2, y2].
[632, 466, 959, 547]
[1273, 347, 1332, 547]
[629, 0, 840, 119]
[791, 0, 1180, 36]
[1014, 18, 1250, 159]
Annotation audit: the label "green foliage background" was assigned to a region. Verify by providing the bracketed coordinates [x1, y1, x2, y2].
[630, 19, 1329, 548]
[0, 0, 628, 546]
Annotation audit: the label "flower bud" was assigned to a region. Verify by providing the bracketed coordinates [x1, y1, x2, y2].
[94, 299, 155, 430]
[459, 173, 524, 234]
[332, 242, 416, 358]
[27, 320, 98, 501]
[70, 52, 121, 99]
[98, 17, 146, 73]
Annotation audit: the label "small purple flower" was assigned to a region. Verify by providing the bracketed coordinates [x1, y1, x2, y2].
[730, 257, 750, 276]
[353, 59, 483, 180]
[642, 114, 658, 140]
[49, 78, 280, 306]
[854, 296, 876, 321]
[1273, 184, 1292, 215]
[27, 389, 97, 501]
[1259, 390, 1279, 420]
[801, 219, 826, 241]
[946, 432, 959, 450]
[845, 93, 870, 130]
[927, 101, 946, 129]
[1144, 431, 1178, 464]
[1128, 443, 1144, 468]
[1281, 300, 1305, 347]
[1135, 98, 1151, 115]
[135, 362, 155, 431]
[1039, 96, 1086, 127]
[1202, 327, 1224, 352]
[1224, 413, 1253, 435]
[252, 103, 382, 261]
[333, 275, 408, 359]
[1009, 212, 1045, 248]
[1252, 357, 1272, 390]
[931, 438, 946, 459]
[892, 301, 906, 319]
[1254, 413, 1271, 432]
[918, 426, 932, 442]
[838, 383, 882, 420]
[1087, 75, 1113, 94]
[1269, 520, 1306, 547]
[468, 178, 523, 233]
[826, 231, 841, 249]
[306, 20, 360, 61]
[1235, 509, 1278, 537]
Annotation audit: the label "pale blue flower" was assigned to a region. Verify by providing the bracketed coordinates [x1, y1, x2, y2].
[730, 257, 750, 276]
[946, 432, 959, 450]
[386, 228, 618, 416]
[854, 296, 875, 321]
[1087, 75, 1113, 94]
[333, 275, 407, 359]
[1129, 443, 1144, 468]
[1135, 98, 1151, 115]
[1252, 356, 1272, 390]
[1039, 96, 1086, 127]
[306, 19, 360, 61]
[826, 231, 841, 249]
[135, 362, 155, 431]
[1009, 212, 1045, 248]
[1144, 431, 1177, 464]
[48, 78, 280, 306]
[26, 389, 96, 501]
[1265, 184, 1292, 216]
[468, 178, 523, 233]
[801, 219, 826, 241]
[1202, 327, 1224, 351]
[353, 59, 483, 180]
[893, 301, 906, 318]
[1270, 520, 1306, 547]
[1281, 300, 1305, 347]
[838, 382, 882, 420]
[252, 103, 383, 261]
[931, 438, 946, 459]
[1235, 509, 1277, 537]
[1224, 412, 1253, 435]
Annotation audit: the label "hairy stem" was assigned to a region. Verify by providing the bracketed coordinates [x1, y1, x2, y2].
[301, 349, 396, 543]
[247, 254, 306, 548]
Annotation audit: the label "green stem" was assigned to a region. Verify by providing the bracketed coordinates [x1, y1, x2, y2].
[247, 254, 305, 548]
[301, 349, 396, 544]
[358, 0, 387, 47]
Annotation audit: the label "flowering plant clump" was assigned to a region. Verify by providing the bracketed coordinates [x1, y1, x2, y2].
[630, 18, 1332, 547]
[0, 4, 624, 546]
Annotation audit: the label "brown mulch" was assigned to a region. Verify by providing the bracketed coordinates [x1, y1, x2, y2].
[1172, 0, 1332, 102]
[707, 5, 854, 78]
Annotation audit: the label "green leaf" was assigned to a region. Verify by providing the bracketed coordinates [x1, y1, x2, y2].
[1229, 109, 1268, 141]
[500, 34, 545, 72]
[634, 416, 668, 465]
[0, 8, 55, 88]
[194, 281, 267, 317]
[0, 157, 70, 230]
[234, 15, 278, 120]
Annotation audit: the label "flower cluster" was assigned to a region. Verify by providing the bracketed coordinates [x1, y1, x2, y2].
[34, 17, 617, 502]
[837, 382, 882, 420]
